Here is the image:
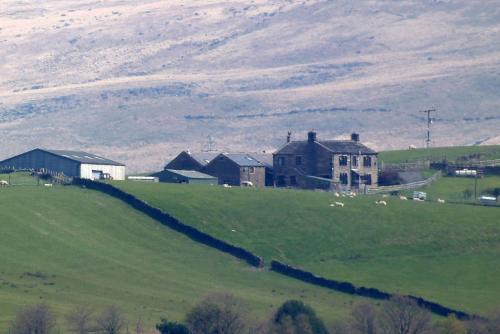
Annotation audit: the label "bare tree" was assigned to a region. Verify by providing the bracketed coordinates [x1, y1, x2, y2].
[66, 305, 95, 334]
[350, 303, 378, 334]
[379, 296, 432, 334]
[11, 303, 57, 334]
[186, 293, 246, 334]
[96, 305, 127, 334]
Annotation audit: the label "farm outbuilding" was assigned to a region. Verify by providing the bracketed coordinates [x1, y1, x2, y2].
[152, 169, 217, 185]
[0, 149, 126, 180]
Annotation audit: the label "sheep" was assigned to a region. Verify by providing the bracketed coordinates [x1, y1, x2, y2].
[437, 198, 445, 204]
[382, 194, 389, 198]
[0, 180, 9, 187]
[44, 183, 53, 187]
[375, 200, 387, 206]
[334, 201, 345, 207]
[399, 195, 408, 200]
[334, 192, 340, 197]
[223, 184, 232, 188]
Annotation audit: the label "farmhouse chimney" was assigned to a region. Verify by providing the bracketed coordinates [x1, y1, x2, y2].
[287, 131, 292, 143]
[351, 133, 360, 142]
[308, 131, 317, 143]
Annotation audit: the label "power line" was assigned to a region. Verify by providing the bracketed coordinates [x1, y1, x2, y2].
[420, 109, 436, 148]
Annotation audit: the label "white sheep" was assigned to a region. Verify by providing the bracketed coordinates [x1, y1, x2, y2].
[334, 201, 345, 207]
[223, 184, 232, 188]
[437, 198, 445, 204]
[382, 194, 389, 198]
[375, 200, 387, 206]
[44, 183, 53, 187]
[334, 192, 340, 197]
[399, 195, 408, 200]
[0, 180, 9, 186]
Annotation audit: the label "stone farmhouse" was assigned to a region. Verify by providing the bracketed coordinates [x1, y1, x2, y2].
[273, 132, 378, 190]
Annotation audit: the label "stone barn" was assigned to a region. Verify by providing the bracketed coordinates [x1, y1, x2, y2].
[165, 151, 218, 171]
[0, 149, 126, 180]
[204, 153, 267, 187]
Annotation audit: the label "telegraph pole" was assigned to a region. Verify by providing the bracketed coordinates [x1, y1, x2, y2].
[204, 135, 216, 152]
[420, 109, 436, 148]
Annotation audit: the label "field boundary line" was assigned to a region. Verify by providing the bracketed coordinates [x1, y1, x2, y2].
[73, 178, 477, 320]
[72, 178, 264, 267]
[270, 260, 476, 320]
[367, 171, 441, 194]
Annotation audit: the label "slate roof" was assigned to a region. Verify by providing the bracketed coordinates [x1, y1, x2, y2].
[187, 152, 219, 166]
[221, 153, 266, 167]
[249, 153, 274, 168]
[165, 169, 217, 179]
[275, 140, 377, 155]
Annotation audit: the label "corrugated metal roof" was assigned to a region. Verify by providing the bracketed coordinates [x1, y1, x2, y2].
[275, 140, 376, 155]
[222, 153, 266, 167]
[165, 169, 217, 179]
[43, 149, 125, 166]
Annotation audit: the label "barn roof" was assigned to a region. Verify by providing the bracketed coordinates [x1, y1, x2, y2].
[275, 140, 376, 155]
[187, 152, 219, 166]
[249, 153, 273, 168]
[165, 169, 217, 179]
[221, 153, 266, 167]
[43, 149, 125, 166]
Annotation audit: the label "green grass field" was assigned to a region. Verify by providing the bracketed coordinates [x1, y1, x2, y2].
[409, 175, 500, 203]
[379, 145, 500, 164]
[114, 181, 500, 315]
[0, 183, 363, 332]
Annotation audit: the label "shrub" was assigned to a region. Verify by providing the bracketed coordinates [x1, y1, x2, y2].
[156, 319, 190, 334]
[272, 300, 328, 334]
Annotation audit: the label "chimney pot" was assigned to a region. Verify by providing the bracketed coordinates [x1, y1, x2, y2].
[351, 133, 360, 142]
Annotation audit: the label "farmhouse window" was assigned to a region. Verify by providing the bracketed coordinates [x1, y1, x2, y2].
[339, 155, 348, 166]
[295, 156, 302, 166]
[340, 172, 349, 185]
[277, 156, 286, 166]
[363, 156, 372, 167]
[352, 156, 358, 167]
[249, 167, 255, 174]
[290, 175, 297, 186]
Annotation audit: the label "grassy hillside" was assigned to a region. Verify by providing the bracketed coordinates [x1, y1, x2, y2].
[379, 145, 500, 164]
[114, 181, 500, 315]
[416, 175, 500, 203]
[0, 183, 362, 331]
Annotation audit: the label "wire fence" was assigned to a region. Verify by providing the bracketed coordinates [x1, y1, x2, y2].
[0, 168, 72, 186]
[366, 171, 441, 194]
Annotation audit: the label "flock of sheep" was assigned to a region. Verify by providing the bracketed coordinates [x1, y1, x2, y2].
[329, 192, 446, 208]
